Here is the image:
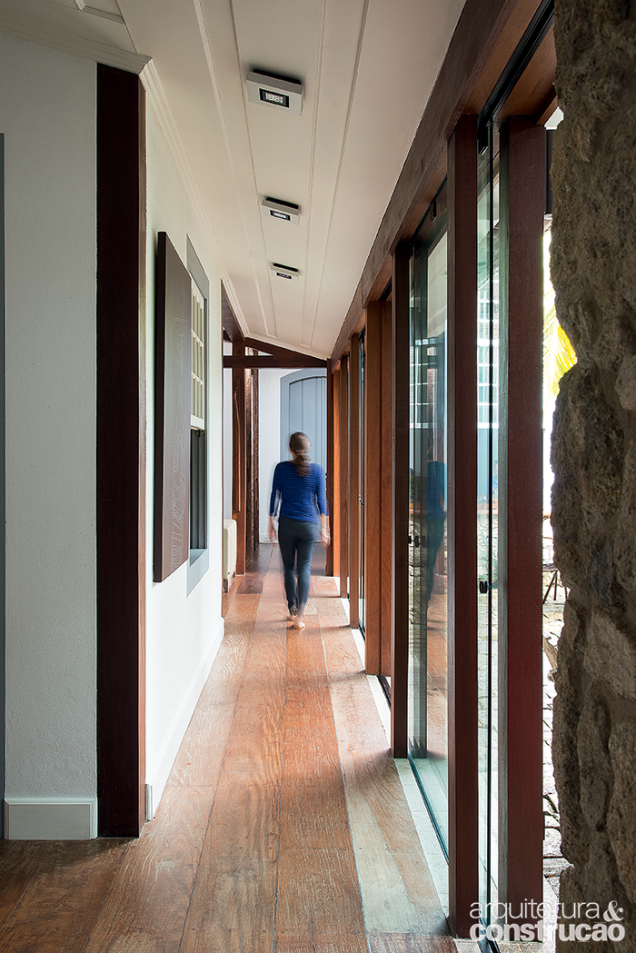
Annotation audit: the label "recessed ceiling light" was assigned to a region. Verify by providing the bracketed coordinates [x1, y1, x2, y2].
[247, 70, 303, 115]
[262, 198, 300, 225]
[270, 263, 300, 282]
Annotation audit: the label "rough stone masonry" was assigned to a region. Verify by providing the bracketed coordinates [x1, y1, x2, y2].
[551, 0, 636, 949]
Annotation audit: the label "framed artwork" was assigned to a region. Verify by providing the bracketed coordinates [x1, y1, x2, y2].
[154, 232, 191, 582]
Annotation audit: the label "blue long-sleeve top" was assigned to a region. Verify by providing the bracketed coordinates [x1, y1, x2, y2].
[269, 461, 328, 523]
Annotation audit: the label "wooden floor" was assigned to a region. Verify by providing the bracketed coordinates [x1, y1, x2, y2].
[0, 544, 456, 953]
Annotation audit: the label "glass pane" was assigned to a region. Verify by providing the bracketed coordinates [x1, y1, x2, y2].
[408, 209, 449, 851]
[476, 125, 500, 927]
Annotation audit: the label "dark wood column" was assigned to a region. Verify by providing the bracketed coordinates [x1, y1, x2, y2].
[232, 341, 247, 575]
[380, 302, 393, 677]
[245, 364, 259, 562]
[364, 305, 382, 674]
[447, 114, 479, 935]
[498, 116, 544, 918]
[330, 366, 341, 580]
[339, 356, 349, 600]
[392, 246, 410, 757]
[96, 65, 146, 836]
[348, 335, 361, 628]
[365, 300, 394, 676]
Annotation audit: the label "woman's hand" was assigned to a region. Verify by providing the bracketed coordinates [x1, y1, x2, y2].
[319, 516, 330, 547]
[268, 516, 278, 544]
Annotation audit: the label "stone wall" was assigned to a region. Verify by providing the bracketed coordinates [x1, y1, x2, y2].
[551, 0, 636, 948]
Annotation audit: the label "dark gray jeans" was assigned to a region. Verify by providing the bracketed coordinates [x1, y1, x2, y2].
[278, 516, 319, 610]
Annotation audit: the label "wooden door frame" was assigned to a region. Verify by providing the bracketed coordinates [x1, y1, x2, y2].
[391, 246, 410, 757]
[348, 336, 361, 629]
[447, 115, 479, 934]
[363, 304, 383, 674]
[232, 341, 247, 575]
[338, 356, 349, 600]
[497, 115, 545, 918]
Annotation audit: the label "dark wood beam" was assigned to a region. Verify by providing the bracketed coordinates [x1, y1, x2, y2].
[223, 355, 327, 369]
[222, 286, 244, 343]
[243, 337, 328, 366]
[497, 25, 556, 126]
[447, 114, 479, 938]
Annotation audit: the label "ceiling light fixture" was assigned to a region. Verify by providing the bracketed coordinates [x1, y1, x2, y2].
[262, 198, 300, 225]
[270, 263, 300, 282]
[247, 70, 303, 115]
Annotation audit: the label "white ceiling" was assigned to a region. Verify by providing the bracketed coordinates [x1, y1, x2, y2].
[0, 0, 467, 357]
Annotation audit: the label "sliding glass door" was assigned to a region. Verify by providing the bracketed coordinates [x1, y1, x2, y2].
[477, 123, 500, 925]
[408, 195, 449, 850]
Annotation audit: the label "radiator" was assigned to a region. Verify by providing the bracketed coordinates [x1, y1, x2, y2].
[223, 519, 237, 591]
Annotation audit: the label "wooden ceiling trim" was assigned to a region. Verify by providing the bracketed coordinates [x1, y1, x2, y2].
[223, 354, 327, 369]
[331, 150, 447, 364]
[222, 285, 244, 343]
[330, 0, 529, 364]
[465, 0, 546, 113]
[242, 337, 327, 364]
[497, 26, 556, 124]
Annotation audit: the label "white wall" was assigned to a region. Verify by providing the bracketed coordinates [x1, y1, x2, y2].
[0, 35, 227, 836]
[1, 36, 98, 808]
[258, 369, 300, 540]
[144, 95, 225, 813]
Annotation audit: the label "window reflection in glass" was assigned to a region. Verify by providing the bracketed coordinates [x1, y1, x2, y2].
[408, 202, 449, 853]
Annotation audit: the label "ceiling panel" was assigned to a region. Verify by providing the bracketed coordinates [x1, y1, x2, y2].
[2, 0, 469, 356]
[1, 0, 138, 53]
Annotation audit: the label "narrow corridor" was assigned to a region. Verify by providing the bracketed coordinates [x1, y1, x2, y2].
[0, 545, 455, 952]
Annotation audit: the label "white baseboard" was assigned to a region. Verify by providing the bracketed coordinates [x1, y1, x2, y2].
[4, 797, 98, 840]
[145, 616, 225, 820]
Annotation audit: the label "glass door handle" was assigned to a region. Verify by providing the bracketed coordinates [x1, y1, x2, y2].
[479, 580, 489, 594]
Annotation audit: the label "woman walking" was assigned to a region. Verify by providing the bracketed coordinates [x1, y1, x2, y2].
[268, 432, 330, 629]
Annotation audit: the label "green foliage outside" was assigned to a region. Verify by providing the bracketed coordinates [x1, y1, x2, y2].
[543, 228, 576, 412]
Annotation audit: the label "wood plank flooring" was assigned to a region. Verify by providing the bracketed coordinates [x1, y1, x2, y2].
[0, 544, 456, 953]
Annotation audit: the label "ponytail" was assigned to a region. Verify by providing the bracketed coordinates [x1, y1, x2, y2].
[290, 432, 311, 478]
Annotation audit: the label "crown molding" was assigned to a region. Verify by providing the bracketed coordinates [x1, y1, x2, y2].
[141, 60, 247, 336]
[0, 17, 149, 73]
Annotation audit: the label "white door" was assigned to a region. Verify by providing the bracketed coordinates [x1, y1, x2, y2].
[280, 369, 327, 472]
